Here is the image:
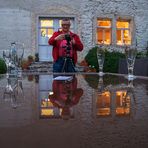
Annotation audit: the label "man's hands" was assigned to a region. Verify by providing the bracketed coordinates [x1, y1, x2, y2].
[55, 34, 65, 41]
[54, 34, 76, 45]
[71, 38, 75, 45]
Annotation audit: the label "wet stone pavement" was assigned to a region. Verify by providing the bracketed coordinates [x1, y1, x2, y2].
[0, 73, 148, 148]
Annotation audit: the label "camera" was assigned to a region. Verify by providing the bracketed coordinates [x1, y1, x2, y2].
[65, 34, 71, 43]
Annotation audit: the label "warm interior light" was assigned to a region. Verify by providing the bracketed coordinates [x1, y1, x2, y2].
[47, 29, 54, 38]
[97, 20, 111, 45]
[116, 91, 130, 115]
[41, 109, 54, 116]
[49, 91, 54, 95]
[116, 21, 129, 28]
[97, 91, 111, 116]
[116, 20, 131, 45]
[40, 28, 54, 38]
[40, 29, 46, 37]
[98, 20, 111, 27]
[41, 99, 53, 107]
[41, 20, 53, 27]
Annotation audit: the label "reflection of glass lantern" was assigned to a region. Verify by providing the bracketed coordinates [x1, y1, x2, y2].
[97, 91, 111, 116]
[115, 90, 131, 115]
[3, 75, 22, 109]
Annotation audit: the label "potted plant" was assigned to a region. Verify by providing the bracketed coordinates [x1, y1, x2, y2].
[27, 55, 34, 65]
[21, 59, 29, 70]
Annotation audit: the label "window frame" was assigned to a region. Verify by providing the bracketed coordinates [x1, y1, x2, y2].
[116, 19, 132, 46]
[95, 16, 134, 47]
[96, 18, 112, 45]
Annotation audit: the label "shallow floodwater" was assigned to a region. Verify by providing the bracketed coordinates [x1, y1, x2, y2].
[0, 73, 148, 148]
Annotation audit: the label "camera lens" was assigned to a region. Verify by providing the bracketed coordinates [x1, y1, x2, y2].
[65, 34, 71, 42]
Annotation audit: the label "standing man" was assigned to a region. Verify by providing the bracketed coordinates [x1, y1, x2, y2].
[48, 18, 83, 72]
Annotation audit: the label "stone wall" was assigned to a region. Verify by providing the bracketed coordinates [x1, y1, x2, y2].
[81, 0, 148, 57]
[0, 0, 148, 61]
[0, 8, 32, 57]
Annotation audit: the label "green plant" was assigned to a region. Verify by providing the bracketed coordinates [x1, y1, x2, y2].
[0, 58, 7, 74]
[27, 55, 34, 66]
[21, 59, 29, 70]
[28, 55, 34, 61]
[83, 74, 99, 89]
[104, 51, 125, 73]
[85, 46, 99, 71]
[85, 46, 125, 73]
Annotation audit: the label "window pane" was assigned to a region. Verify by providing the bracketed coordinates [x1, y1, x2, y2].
[41, 20, 53, 27]
[97, 91, 111, 116]
[104, 29, 111, 44]
[116, 30, 122, 45]
[123, 30, 131, 45]
[39, 29, 48, 44]
[97, 29, 103, 44]
[41, 99, 53, 107]
[97, 28, 111, 44]
[98, 20, 111, 27]
[47, 29, 54, 38]
[41, 109, 54, 116]
[59, 20, 62, 28]
[97, 19, 111, 45]
[40, 29, 46, 37]
[116, 91, 130, 115]
[116, 21, 129, 28]
[116, 29, 131, 45]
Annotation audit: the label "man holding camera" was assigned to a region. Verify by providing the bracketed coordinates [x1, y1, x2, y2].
[48, 18, 83, 72]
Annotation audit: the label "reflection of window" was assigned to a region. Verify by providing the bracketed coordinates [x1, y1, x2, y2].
[97, 91, 111, 116]
[116, 91, 130, 115]
[96, 19, 111, 45]
[116, 20, 131, 45]
[40, 98, 63, 118]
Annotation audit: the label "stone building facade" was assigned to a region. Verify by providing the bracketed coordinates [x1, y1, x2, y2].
[0, 0, 148, 62]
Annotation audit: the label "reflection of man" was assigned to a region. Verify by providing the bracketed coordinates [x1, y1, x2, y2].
[48, 18, 83, 72]
[48, 76, 83, 119]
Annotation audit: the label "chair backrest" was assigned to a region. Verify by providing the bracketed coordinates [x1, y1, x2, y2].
[118, 58, 148, 76]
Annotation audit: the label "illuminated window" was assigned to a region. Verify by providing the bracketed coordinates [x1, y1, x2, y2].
[39, 19, 54, 41]
[47, 29, 54, 38]
[115, 91, 131, 115]
[96, 91, 111, 116]
[40, 20, 53, 27]
[41, 98, 54, 107]
[116, 20, 131, 45]
[96, 19, 111, 45]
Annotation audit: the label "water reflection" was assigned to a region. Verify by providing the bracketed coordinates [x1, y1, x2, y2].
[3, 73, 24, 108]
[39, 76, 83, 120]
[90, 75, 136, 117]
[0, 73, 148, 148]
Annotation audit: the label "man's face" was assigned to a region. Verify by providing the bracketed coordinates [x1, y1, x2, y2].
[61, 20, 71, 33]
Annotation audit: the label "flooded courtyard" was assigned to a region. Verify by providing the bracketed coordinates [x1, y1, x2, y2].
[0, 73, 148, 148]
